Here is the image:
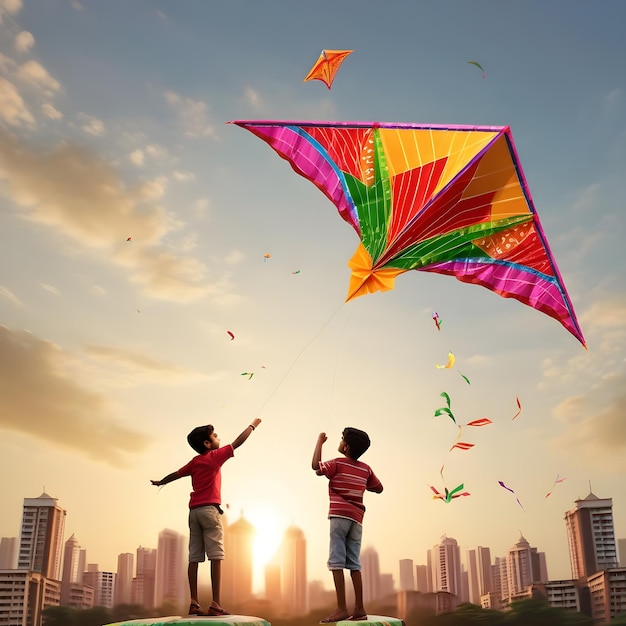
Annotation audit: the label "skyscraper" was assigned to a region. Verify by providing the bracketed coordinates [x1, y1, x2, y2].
[505, 535, 545, 600]
[361, 546, 381, 603]
[222, 513, 255, 607]
[83, 565, 115, 608]
[60, 533, 86, 606]
[155, 529, 185, 610]
[115, 552, 134, 606]
[429, 536, 462, 597]
[565, 490, 618, 578]
[132, 546, 156, 609]
[0, 537, 18, 569]
[399, 559, 415, 591]
[18, 492, 66, 580]
[476, 546, 493, 598]
[280, 525, 307, 616]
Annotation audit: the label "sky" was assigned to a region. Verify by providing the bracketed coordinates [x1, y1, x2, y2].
[1, 0, 625, 596]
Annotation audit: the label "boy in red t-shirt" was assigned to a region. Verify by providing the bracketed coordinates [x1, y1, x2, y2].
[152, 418, 261, 616]
[312, 427, 383, 623]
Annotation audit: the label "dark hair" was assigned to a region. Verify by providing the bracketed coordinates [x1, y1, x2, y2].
[342, 427, 370, 459]
[187, 425, 214, 454]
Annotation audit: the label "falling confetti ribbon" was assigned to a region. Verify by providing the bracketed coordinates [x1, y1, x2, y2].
[227, 331, 235, 340]
[434, 391, 456, 424]
[545, 474, 567, 498]
[512, 397, 522, 420]
[450, 441, 475, 452]
[432, 312, 442, 331]
[498, 480, 524, 510]
[436, 351, 455, 369]
[240, 372, 254, 380]
[429, 465, 470, 503]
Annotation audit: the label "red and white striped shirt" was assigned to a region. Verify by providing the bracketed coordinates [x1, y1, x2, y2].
[318, 457, 382, 524]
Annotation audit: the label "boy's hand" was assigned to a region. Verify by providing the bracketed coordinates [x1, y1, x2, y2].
[318, 432, 327, 444]
[251, 418, 262, 429]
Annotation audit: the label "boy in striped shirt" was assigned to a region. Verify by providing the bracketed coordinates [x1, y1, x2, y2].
[312, 427, 383, 623]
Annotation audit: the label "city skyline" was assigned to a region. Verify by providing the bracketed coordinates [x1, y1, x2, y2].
[2, 488, 624, 597]
[1, 0, 625, 592]
[3, 487, 625, 623]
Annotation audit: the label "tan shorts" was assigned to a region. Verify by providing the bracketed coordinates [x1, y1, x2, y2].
[188, 506, 224, 562]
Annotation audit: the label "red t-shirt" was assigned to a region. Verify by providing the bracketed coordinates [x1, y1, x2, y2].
[177, 444, 234, 509]
[318, 457, 382, 524]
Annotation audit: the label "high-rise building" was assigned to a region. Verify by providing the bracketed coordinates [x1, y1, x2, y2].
[565, 490, 618, 578]
[476, 546, 493, 598]
[429, 536, 462, 597]
[155, 529, 185, 610]
[619, 538, 626, 567]
[505, 535, 545, 600]
[222, 513, 255, 607]
[18, 492, 66, 580]
[132, 546, 156, 609]
[415, 564, 429, 593]
[0, 571, 61, 626]
[280, 525, 307, 616]
[467, 549, 480, 604]
[115, 552, 134, 606]
[60, 534, 86, 606]
[0, 537, 18, 569]
[83, 566, 115, 608]
[399, 559, 415, 591]
[361, 546, 381, 603]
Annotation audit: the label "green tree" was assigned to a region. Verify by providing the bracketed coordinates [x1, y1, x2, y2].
[73, 606, 112, 626]
[42, 606, 77, 626]
[110, 604, 152, 622]
[504, 599, 593, 626]
[611, 612, 626, 624]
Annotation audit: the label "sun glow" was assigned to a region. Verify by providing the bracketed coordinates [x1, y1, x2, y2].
[248, 509, 283, 567]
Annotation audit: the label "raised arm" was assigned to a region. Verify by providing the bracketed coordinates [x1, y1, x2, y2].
[150, 471, 180, 487]
[312, 432, 327, 473]
[231, 418, 262, 450]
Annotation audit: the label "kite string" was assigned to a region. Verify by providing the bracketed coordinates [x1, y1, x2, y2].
[254, 302, 346, 419]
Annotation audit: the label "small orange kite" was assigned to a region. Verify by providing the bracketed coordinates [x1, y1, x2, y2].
[303, 49, 354, 89]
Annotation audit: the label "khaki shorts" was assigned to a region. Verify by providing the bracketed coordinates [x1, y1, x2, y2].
[189, 506, 224, 562]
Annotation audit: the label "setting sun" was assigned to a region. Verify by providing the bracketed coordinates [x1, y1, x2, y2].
[248, 509, 283, 567]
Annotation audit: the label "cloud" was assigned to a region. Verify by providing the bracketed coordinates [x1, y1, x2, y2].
[129, 148, 144, 165]
[0, 0, 22, 19]
[41, 102, 62, 119]
[164, 91, 215, 138]
[17, 60, 61, 95]
[39, 282, 60, 295]
[244, 86, 261, 108]
[14, 30, 34, 52]
[173, 170, 195, 182]
[550, 380, 626, 472]
[77, 113, 105, 136]
[0, 284, 21, 306]
[83, 344, 212, 386]
[0, 77, 35, 126]
[0, 129, 224, 302]
[0, 326, 150, 466]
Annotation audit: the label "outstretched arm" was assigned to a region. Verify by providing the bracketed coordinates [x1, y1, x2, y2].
[312, 432, 327, 473]
[231, 418, 262, 450]
[151, 472, 180, 487]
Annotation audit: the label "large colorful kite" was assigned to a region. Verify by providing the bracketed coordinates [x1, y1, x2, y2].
[230, 120, 585, 347]
[303, 50, 353, 89]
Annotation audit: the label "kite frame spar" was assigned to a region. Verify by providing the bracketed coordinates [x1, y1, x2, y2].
[229, 119, 585, 347]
